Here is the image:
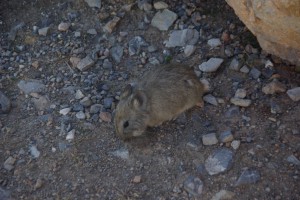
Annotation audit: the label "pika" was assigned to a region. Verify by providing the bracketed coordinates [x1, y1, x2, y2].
[114, 64, 205, 140]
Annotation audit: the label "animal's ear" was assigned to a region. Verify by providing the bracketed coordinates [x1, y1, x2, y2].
[132, 90, 147, 110]
[120, 84, 133, 99]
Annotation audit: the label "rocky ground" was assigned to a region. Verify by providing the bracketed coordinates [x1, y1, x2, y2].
[0, 0, 300, 199]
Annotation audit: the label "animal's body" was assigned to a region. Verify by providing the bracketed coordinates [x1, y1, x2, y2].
[114, 64, 205, 140]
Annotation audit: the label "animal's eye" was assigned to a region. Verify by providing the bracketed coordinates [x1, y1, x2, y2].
[123, 121, 129, 128]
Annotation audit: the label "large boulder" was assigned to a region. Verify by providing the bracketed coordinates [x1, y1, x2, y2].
[226, 0, 300, 66]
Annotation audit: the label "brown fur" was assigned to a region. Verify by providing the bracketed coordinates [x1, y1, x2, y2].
[114, 64, 205, 140]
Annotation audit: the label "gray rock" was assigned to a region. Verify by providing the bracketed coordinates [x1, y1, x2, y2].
[73, 103, 84, 112]
[183, 176, 203, 197]
[77, 56, 95, 71]
[84, 0, 101, 8]
[229, 58, 241, 71]
[225, 106, 240, 118]
[80, 97, 92, 107]
[240, 65, 250, 73]
[90, 104, 102, 114]
[151, 9, 177, 31]
[38, 27, 49, 36]
[270, 100, 283, 114]
[231, 140, 240, 150]
[138, 0, 152, 11]
[234, 89, 247, 99]
[165, 29, 199, 47]
[211, 190, 235, 200]
[219, 130, 234, 143]
[76, 111, 86, 119]
[287, 87, 300, 101]
[149, 57, 160, 65]
[59, 107, 71, 115]
[111, 149, 129, 160]
[111, 45, 124, 63]
[58, 22, 70, 31]
[230, 98, 251, 107]
[0, 187, 10, 200]
[18, 80, 46, 94]
[207, 38, 221, 48]
[202, 133, 218, 145]
[286, 155, 300, 165]
[205, 148, 233, 175]
[102, 58, 112, 69]
[3, 156, 16, 171]
[262, 81, 286, 94]
[235, 169, 260, 186]
[199, 58, 224, 72]
[30, 145, 41, 158]
[32, 95, 50, 111]
[154, 1, 168, 9]
[147, 45, 157, 52]
[249, 67, 261, 79]
[128, 36, 148, 56]
[103, 97, 113, 109]
[75, 90, 84, 100]
[184, 45, 196, 57]
[203, 94, 218, 106]
[0, 91, 11, 113]
[58, 142, 69, 151]
[87, 28, 97, 35]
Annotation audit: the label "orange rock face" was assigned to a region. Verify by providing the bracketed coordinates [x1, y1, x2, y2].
[226, 0, 300, 65]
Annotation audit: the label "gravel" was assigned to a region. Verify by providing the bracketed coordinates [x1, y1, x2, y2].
[205, 148, 234, 175]
[151, 9, 177, 31]
[199, 58, 224, 72]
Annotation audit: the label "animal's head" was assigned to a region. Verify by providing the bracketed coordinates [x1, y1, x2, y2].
[114, 84, 149, 140]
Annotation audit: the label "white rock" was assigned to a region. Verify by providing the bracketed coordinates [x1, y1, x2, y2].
[287, 87, 300, 101]
[203, 94, 218, 106]
[165, 29, 199, 47]
[75, 90, 85, 100]
[30, 145, 40, 158]
[38, 27, 49, 36]
[207, 38, 222, 48]
[231, 140, 241, 150]
[151, 9, 177, 31]
[59, 108, 71, 115]
[84, 0, 101, 8]
[211, 190, 235, 200]
[66, 129, 75, 141]
[76, 111, 86, 119]
[184, 45, 196, 57]
[199, 58, 224, 72]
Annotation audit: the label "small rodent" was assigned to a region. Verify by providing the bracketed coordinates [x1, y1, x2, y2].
[114, 64, 205, 140]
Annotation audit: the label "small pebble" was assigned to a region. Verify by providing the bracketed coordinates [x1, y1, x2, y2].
[230, 98, 251, 107]
[99, 111, 112, 122]
[287, 87, 300, 101]
[66, 129, 75, 141]
[133, 175, 141, 183]
[202, 133, 218, 145]
[219, 130, 234, 143]
[231, 140, 240, 150]
[58, 22, 70, 31]
[76, 111, 86, 119]
[234, 89, 247, 99]
[59, 108, 71, 115]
